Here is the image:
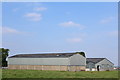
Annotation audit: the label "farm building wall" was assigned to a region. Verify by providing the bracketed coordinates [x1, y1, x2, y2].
[8, 58, 69, 65]
[8, 54, 86, 71]
[69, 54, 86, 66]
[8, 65, 85, 71]
[95, 59, 114, 71]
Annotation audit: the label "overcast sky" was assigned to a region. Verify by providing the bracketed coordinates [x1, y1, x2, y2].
[2, 2, 118, 66]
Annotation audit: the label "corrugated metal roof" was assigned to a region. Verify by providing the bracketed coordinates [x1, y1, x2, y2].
[9, 52, 78, 58]
[86, 58, 105, 64]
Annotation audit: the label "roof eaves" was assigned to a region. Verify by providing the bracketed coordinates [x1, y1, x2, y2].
[96, 58, 114, 65]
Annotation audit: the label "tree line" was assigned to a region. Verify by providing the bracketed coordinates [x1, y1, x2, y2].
[0, 48, 9, 67]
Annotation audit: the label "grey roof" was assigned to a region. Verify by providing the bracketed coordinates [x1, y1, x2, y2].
[9, 52, 80, 58]
[86, 58, 105, 64]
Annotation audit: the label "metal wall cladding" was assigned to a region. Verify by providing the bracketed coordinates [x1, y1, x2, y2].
[95, 59, 114, 71]
[8, 58, 70, 65]
[69, 54, 86, 66]
[8, 54, 86, 66]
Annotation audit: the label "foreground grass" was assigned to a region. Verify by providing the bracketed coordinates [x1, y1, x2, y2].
[2, 69, 118, 78]
[0, 69, 2, 79]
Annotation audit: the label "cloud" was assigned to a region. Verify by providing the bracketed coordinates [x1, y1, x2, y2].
[60, 21, 80, 27]
[34, 7, 47, 11]
[24, 13, 42, 21]
[25, 3, 42, 7]
[13, 8, 19, 12]
[108, 30, 118, 37]
[100, 17, 115, 24]
[59, 21, 84, 29]
[1, 27, 21, 34]
[66, 38, 82, 43]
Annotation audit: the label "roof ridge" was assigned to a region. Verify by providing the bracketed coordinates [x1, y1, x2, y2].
[12, 52, 76, 55]
[86, 58, 106, 64]
[8, 52, 78, 58]
[87, 58, 106, 59]
[8, 52, 86, 58]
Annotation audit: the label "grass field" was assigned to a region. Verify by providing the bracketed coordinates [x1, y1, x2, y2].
[0, 69, 2, 79]
[2, 69, 118, 78]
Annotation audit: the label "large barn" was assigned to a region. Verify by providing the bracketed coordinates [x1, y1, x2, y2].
[8, 52, 86, 71]
[86, 58, 114, 71]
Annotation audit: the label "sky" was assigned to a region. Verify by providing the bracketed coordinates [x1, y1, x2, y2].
[1, 2, 118, 65]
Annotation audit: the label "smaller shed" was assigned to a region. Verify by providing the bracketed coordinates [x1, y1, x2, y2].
[86, 58, 114, 71]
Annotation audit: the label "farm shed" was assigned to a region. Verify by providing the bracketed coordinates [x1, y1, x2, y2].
[8, 52, 86, 71]
[86, 58, 114, 71]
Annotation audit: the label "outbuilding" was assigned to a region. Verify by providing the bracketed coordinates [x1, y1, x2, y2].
[86, 58, 114, 71]
[8, 52, 86, 71]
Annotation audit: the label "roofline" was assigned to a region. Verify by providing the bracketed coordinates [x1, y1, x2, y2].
[8, 52, 76, 57]
[8, 52, 85, 58]
[9, 51, 85, 55]
[87, 58, 106, 59]
[9, 52, 77, 56]
[10, 51, 80, 55]
[8, 57, 70, 58]
[96, 58, 114, 65]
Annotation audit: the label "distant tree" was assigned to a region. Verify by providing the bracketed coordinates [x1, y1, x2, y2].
[0, 48, 9, 67]
[76, 52, 86, 57]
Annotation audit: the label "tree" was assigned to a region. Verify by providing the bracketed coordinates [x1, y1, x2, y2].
[76, 52, 86, 57]
[0, 48, 9, 67]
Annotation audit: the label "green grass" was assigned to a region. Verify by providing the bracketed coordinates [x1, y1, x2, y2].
[0, 69, 2, 79]
[2, 69, 118, 78]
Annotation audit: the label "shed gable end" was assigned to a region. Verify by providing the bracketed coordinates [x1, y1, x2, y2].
[69, 54, 86, 66]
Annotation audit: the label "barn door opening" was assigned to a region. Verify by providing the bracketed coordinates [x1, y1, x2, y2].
[97, 65, 100, 71]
